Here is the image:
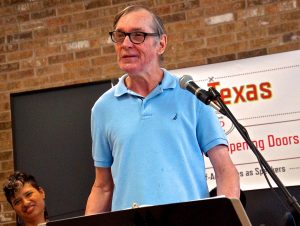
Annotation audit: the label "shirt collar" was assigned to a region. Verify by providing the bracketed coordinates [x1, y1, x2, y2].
[114, 69, 177, 97]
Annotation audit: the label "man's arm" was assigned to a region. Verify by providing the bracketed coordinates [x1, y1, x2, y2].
[85, 167, 114, 215]
[207, 145, 240, 198]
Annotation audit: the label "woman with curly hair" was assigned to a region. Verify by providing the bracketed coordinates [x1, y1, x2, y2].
[3, 171, 48, 226]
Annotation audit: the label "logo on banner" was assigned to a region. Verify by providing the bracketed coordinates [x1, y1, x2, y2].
[217, 113, 234, 135]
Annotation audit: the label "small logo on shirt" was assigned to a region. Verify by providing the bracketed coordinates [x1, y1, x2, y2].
[172, 113, 177, 120]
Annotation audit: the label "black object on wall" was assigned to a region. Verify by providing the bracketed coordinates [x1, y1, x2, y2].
[11, 81, 111, 220]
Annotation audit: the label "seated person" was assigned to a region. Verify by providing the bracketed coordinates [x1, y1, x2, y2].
[3, 171, 48, 226]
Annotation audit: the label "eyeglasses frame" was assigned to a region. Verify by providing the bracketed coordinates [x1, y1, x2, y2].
[109, 31, 160, 44]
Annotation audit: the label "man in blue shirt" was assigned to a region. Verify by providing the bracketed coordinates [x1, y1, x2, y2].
[85, 5, 240, 214]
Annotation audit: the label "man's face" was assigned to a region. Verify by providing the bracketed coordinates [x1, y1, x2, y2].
[11, 183, 45, 223]
[114, 9, 166, 75]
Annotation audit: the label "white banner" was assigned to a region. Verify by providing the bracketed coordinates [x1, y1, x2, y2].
[171, 50, 300, 191]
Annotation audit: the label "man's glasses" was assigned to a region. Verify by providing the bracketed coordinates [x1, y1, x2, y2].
[109, 31, 159, 44]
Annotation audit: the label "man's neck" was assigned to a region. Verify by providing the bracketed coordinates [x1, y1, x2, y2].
[125, 68, 164, 97]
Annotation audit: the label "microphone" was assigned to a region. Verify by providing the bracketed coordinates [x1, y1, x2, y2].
[179, 75, 222, 113]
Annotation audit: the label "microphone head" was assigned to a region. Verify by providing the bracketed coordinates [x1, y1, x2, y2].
[179, 75, 193, 89]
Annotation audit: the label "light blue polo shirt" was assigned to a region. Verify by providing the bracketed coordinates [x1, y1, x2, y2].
[91, 69, 228, 211]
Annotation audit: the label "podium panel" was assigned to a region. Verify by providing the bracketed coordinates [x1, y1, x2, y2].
[45, 197, 252, 226]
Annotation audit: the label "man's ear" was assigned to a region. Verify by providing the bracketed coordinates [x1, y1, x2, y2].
[158, 34, 167, 55]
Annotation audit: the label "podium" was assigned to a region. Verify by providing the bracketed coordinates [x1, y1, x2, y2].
[45, 197, 252, 226]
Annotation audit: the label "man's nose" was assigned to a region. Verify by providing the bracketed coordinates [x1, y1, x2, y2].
[122, 35, 133, 46]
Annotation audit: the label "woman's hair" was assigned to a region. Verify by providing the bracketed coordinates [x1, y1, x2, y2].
[113, 5, 166, 36]
[3, 171, 40, 205]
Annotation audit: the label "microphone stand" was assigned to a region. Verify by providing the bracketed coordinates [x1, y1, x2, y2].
[207, 87, 300, 226]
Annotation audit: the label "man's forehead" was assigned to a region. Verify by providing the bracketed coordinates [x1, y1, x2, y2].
[116, 9, 153, 27]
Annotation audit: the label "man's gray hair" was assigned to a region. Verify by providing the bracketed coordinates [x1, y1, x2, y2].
[113, 5, 166, 36]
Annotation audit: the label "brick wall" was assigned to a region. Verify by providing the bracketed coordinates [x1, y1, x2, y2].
[0, 0, 300, 225]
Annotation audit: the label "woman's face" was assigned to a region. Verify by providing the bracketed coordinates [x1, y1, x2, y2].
[11, 183, 45, 224]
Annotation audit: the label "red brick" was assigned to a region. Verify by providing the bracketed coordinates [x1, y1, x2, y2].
[282, 31, 300, 42]
[57, 2, 85, 15]
[22, 77, 50, 89]
[187, 8, 204, 20]
[75, 48, 100, 59]
[247, 0, 277, 7]
[0, 151, 12, 161]
[72, 10, 99, 23]
[19, 39, 47, 50]
[237, 48, 267, 59]
[166, 18, 204, 34]
[102, 45, 115, 55]
[46, 15, 72, 27]
[92, 55, 116, 66]
[84, 0, 111, 10]
[280, 10, 300, 21]
[0, 55, 5, 63]
[2, 24, 19, 35]
[245, 15, 280, 29]
[0, 44, 19, 53]
[268, 21, 299, 35]
[207, 53, 236, 64]
[0, 63, 19, 73]
[20, 20, 45, 31]
[61, 22, 88, 33]
[0, 160, 13, 171]
[207, 34, 235, 47]
[31, 8, 56, 20]
[7, 50, 33, 62]
[268, 41, 300, 54]
[0, 36, 5, 44]
[0, 131, 12, 150]
[33, 27, 61, 38]
[0, 5, 16, 17]
[161, 12, 186, 24]
[36, 65, 62, 76]
[204, 1, 245, 17]
[20, 58, 48, 69]
[0, 102, 10, 113]
[154, 5, 172, 15]
[237, 28, 268, 41]
[218, 42, 249, 55]
[4, 16, 17, 25]
[17, 14, 30, 22]
[205, 23, 235, 36]
[63, 59, 90, 71]
[249, 36, 281, 49]
[48, 33, 77, 46]
[15, 1, 43, 13]
[88, 17, 114, 29]
[0, 112, 10, 124]
[189, 47, 219, 59]
[35, 46, 61, 57]
[43, 0, 70, 8]
[48, 53, 74, 64]
[8, 69, 34, 80]
[177, 59, 206, 68]
[6, 81, 23, 91]
[7, 31, 32, 43]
